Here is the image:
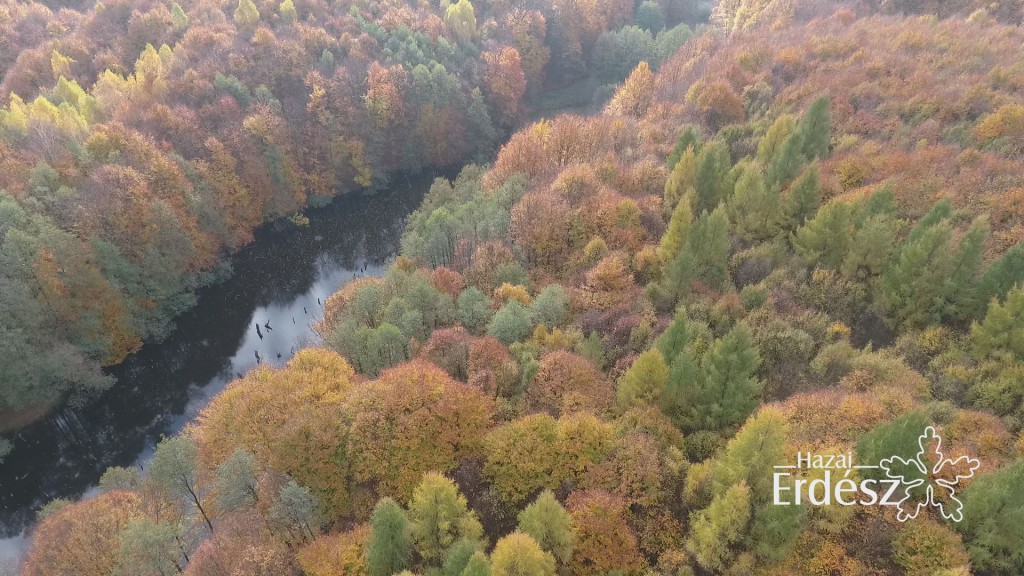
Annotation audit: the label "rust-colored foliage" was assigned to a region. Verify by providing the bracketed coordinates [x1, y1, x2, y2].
[526, 350, 614, 416]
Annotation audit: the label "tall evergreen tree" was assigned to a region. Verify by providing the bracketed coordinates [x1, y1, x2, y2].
[757, 114, 796, 165]
[974, 242, 1024, 319]
[840, 213, 898, 280]
[796, 96, 831, 160]
[461, 552, 493, 576]
[617, 349, 670, 409]
[659, 192, 693, 264]
[517, 490, 574, 566]
[667, 126, 700, 169]
[792, 200, 854, 269]
[367, 498, 413, 576]
[687, 482, 752, 572]
[941, 216, 990, 323]
[783, 163, 821, 228]
[408, 473, 484, 565]
[688, 324, 761, 431]
[663, 149, 696, 214]
[693, 140, 731, 214]
[877, 221, 956, 329]
[765, 130, 805, 190]
[729, 164, 781, 241]
[972, 286, 1024, 361]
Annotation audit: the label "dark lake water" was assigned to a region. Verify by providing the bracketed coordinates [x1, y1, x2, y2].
[0, 174, 433, 564]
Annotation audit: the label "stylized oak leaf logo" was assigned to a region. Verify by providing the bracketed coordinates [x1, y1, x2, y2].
[879, 426, 980, 523]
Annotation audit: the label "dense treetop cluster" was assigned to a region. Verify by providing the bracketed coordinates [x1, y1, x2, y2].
[12, 0, 1024, 574]
[0, 0, 694, 418]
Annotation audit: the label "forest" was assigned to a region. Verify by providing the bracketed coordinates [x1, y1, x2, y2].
[6, 0, 1024, 573]
[0, 0, 696, 425]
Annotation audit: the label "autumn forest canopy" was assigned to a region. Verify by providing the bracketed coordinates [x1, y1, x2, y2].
[6, 0, 1024, 573]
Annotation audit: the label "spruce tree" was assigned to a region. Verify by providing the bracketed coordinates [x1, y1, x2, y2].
[686, 205, 731, 289]
[690, 324, 761, 431]
[757, 114, 795, 165]
[664, 149, 696, 214]
[796, 96, 831, 160]
[517, 490, 574, 566]
[729, 163, 781, 241]
[972, 286, 1024, 361]
[659, 192, 693, 264]
[840, 213, 898, 280]
[783, 162, 821, 228]
[667, 126, 700, 169]
[655, 311, 691, 363]
[694, 140, 731, 214]
[617, 349, 670, 409]
[941, 216, 990, 323]
[792, 200, 854, 269]
[877, 221, 956, 329]
[367, 498, 412, 576]
[765, 130, 805, 190]
[975, 241, 1024, 318]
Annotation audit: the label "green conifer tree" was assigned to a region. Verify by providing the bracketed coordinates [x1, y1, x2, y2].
[367, 498, 413, 576]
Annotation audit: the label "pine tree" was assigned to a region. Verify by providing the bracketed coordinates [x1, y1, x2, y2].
[408, 473, 484, 564]
[233, 0, 260, 27]
[686, 205, 731, 289]
[906, 198, 952, 244]
[972, 286, 1024, 361]
[690, 324, 761, 431]
[461, 552, 493, 576]
[877, 221, 956, 329]
[667, 126, 700, 169]
[444, 539, 484, 576]
[659, 192, 693, 264]
[757, 114, 795, 165]
[655, 312, 691, 363]
[491, 533, 557, 576]
[840, 213, 898, 280]
[367, 498, 412, 576]
[617, 349, 670, 409]
[694, 140, 731, 214]
[941, 216, 990, 323]
[792, 200, 854, 269]
[955, 460, 1024, 574]
[171, 2, 189, 31]
[975, 241, 1024, 319]
[661, 347, 701, 428]
[687, 482, 752, 572]
[278, 0, 297, 23]
[765, 130, 805, 190]
[783, 163, 820, 228]
[664, 149, 696, 214]
[796, 96, 831, 159]
[517, 490, 574, 566]
[729, 163, 781, 241]
[712, 408, 787, 501]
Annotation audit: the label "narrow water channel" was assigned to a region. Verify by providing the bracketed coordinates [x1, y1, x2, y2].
[0, 173, 434, 563]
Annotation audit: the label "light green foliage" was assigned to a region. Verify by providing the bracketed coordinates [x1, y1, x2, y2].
[877, 220, 956, 329]
[974, 242, 1024, 319]
[490, 533, 557, 576]
[796, 96, 832, 160]
[457, 287, 493, 333]
[757, 114, 796, 165]
[792, 199, 854, 269]
[118, 519, 182, 576]
[617, 348, 670, 409]
[460, 552, 492, 576]
[488, 301, 533, 345]
[635, 0, 665, 31]
[98, 466, 140, 493]
[214, 448, 259, 512]
[783, 163, 821, 228]
[659, 192, 693, 264]
[729, 163, 782, 241]
[269, 480, 320, 544]
[517, 490, 574, 566]
[171, 2, 189, 31]
[279, 0, 297, 23]
[687, 482, 752, 572]
[973, 286, 1024, 361]
[233, 0, 260, 27]
[955, 459, 1024, 575]
[666, 126, 700, 170]
[368, 498, 413, 576]
[408, 473, 484, 565]
[444, 539, 484, 576]
[445, 0, 477, 42]
[694, 140, 731, 214]
[529, 284, 570, 327]
[149, 436, 213, 531]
